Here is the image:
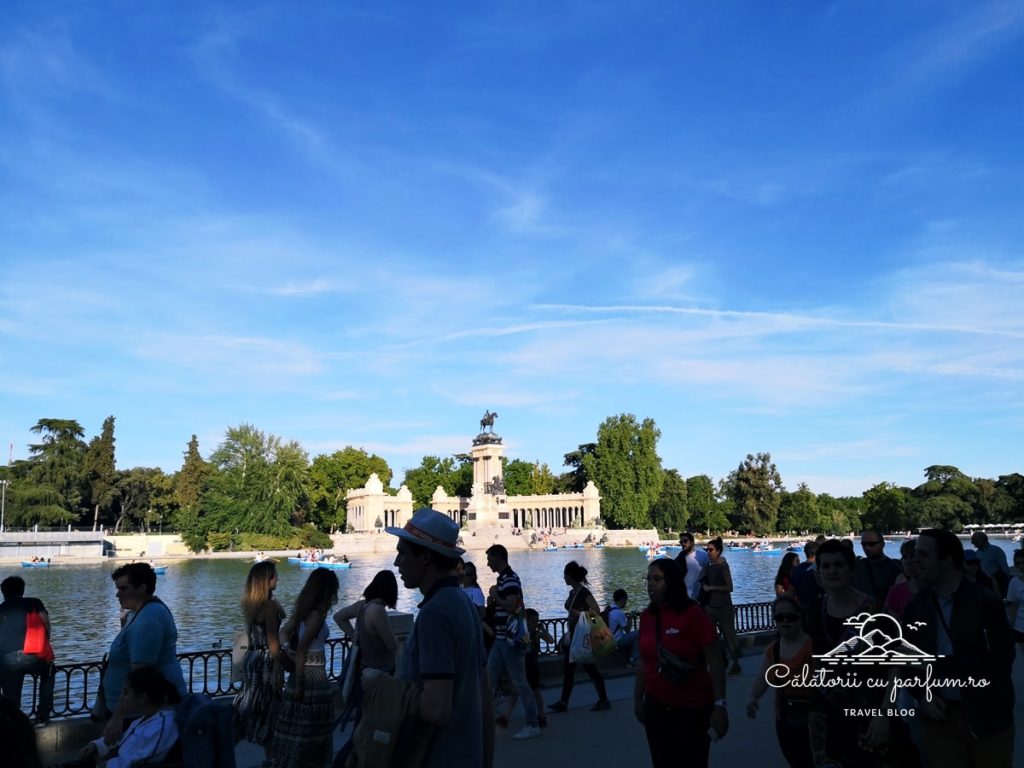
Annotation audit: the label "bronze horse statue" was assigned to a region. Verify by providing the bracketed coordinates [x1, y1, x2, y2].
[479, 410, 498, 433]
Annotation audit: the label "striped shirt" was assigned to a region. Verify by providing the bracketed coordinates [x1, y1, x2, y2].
[493, 566, 522, 639]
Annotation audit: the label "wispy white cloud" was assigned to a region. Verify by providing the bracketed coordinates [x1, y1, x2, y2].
[135, 334, 323, 378]
[265, 279, 340, 297]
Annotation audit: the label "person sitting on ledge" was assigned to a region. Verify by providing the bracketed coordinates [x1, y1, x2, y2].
[74, 667, 180, 768]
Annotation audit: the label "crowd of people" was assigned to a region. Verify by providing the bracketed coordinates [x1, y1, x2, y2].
[2, 519, 1021, 768]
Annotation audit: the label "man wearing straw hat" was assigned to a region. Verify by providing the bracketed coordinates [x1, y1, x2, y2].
[388, 508, 495, 768]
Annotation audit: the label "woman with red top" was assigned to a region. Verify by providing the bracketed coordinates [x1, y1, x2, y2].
[633, 558, 728, 768]
[774, 552, 799, 599]
[746, 595, 814, 768]
[883, 539, 919, 620]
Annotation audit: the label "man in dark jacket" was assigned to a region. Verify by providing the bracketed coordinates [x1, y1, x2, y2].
[901, 529, 1015, 767]
[0, 576, 54, 723]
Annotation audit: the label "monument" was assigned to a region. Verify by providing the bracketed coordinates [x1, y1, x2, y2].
[344, 412, 601, 532]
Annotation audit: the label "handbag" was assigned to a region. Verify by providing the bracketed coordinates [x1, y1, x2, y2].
[339, 603, 365, 710]
[568, 613, 594, 664]
[230, 630, 248, 685]
[654, 609, 698, 684]
[587, 611, 617, 657]
[505, 598, 531, 649]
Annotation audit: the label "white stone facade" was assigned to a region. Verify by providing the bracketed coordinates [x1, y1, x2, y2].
[344, 473, 414, 533]
[343, 430, 602, 531]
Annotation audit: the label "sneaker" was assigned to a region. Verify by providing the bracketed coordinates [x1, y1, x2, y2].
[591, 699, 611, 712]
[494, 715, 509, 728]
[548, 700, 568, 713]
[513, 725, 542, 740]
[538, 716, 548, 728]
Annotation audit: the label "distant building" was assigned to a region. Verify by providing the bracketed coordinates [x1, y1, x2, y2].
[344, 426, 601, 532]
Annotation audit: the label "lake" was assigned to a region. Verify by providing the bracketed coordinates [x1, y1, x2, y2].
[11, 538, 1019, 665]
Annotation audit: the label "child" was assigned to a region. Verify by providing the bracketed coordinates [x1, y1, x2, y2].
[606, 589, 639, 665]
[76, 667, 180, 768]
[495, 608, 553, 728]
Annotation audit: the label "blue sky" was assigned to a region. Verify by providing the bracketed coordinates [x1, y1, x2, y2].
[1, 2, 1022, 496]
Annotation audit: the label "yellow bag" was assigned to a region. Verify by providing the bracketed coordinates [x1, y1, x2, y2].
[587, 610, 617, 657]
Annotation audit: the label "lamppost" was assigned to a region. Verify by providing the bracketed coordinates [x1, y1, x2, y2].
[0, 479, 9, 533]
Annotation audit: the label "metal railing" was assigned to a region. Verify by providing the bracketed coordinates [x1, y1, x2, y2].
[23, 601, 774, 721]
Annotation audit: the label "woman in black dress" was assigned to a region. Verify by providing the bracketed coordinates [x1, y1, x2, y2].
[548, 561, 611, 713]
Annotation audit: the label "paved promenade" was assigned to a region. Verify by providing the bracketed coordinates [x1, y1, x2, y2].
[232, 652, 1024, 768]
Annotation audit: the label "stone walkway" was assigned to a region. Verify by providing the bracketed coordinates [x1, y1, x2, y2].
[234, 652, 1024, 767]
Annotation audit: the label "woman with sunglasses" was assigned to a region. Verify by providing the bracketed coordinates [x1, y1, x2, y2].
[746, 596, 814, 768]
[634, 558, 727, 768]
[701, 538, 743, 676]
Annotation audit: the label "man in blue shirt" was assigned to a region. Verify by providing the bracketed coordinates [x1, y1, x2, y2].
[388, 509, 494, 768]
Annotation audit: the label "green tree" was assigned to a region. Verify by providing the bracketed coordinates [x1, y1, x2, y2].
[84, 416, 118, 531]
[722, 452, 783, 533]
[861, 482, 908, 533]
[913, 465, 976, 530]
[270, 441, 310, 526]
[503, 459, 535, 496]
[308, 447, 392, 531]
[201, 424, 293, 536]
[403, 456, 460, 508]
[115, 467, 174, 532]
[529, 462, 555, 495]
[581, 414, 664, 529]
[651, 469, 688, 533]
[685, 475, 715, 531]
[22, 418, 88, 525]
[996, 473, 1024, 520]
[556, 444, 595, 493]
[778, 483, 819, 533]
[172, 435, 208, 536]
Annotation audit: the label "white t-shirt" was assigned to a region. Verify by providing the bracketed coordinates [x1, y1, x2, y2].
[679, 549, 710, 601]
[1007, 576, 1024, 632]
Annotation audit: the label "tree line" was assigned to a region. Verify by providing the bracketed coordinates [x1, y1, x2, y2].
[1, 416, 1021, 551]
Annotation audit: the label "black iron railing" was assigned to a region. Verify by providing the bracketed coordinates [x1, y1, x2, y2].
[23, 602, 774, 722]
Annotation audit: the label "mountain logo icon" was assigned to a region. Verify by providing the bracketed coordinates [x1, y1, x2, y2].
[813, 612, 941, 666]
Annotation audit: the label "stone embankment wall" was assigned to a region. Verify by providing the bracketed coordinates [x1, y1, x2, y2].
[0, 528, 662, 563]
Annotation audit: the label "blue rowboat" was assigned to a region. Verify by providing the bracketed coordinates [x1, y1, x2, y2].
[299, 560, 351, 569]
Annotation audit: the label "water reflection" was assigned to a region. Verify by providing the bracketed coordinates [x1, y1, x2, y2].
[11, 539, 1016, 665]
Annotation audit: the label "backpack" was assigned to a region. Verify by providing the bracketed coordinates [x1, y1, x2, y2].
[348, 676, 422, 768]
[175, 693, 236, 768]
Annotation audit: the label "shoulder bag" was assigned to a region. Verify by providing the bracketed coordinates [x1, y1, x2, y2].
[654, 608, 699, 684]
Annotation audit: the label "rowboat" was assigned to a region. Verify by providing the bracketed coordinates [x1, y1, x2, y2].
[299, 559, 351, 569]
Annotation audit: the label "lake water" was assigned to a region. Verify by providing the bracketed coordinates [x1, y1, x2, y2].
[12, 538, 1019, 666]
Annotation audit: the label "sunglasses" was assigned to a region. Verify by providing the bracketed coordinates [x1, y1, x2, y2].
[773, 613, 800, 622]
